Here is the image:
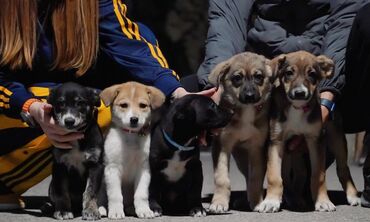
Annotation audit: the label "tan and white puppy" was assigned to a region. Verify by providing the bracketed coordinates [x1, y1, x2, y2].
[257, 51, 359, 213]
[100, 82, 165, 219]
[208, 52, 273, 213]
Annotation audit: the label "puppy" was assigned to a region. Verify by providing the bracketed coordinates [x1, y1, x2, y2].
[47, 82, 104, 220]
[257, 50, 359, 213]
[149, 95, 231, 216]
[207, 52, 273, 212]
[100, 82, 165, 219]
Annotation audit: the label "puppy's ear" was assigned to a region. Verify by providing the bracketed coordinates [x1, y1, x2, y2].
[100, 84, 120, 106]
[316, 55, 334, 79]
[208, 60, 231, 87]
[47, 87, 56, 104]
[146, 86, 165, 110]
[87, 88, 101, 107]
[269, 54, 286, 86]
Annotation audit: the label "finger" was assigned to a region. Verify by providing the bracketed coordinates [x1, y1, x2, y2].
[48, 133, 84, 143]
[43, 103, 53, 113]
[42, 124, 70, 135]
[196, 87, 216, 97]
[51, 141, 73, 149]
[211, 86, 223, 105]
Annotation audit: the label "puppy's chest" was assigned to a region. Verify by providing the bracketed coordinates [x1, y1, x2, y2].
[282, 107, 321, 138]
[161, 152, 191, 183]
[57, 143, 86, 174]
[227, 106, 266, 140]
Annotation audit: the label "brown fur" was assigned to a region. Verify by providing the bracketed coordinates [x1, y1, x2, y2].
[257, 51, 359, 213]
[208, 52, 273, 212]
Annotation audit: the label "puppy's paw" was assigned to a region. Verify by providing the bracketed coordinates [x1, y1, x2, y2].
[108, 204, 125, 219]
[208, 201, 229, 214]
[84, 151, 100, 163]
[135, 207, 155, 219]
[190, 207, 206, 217]
[149, 202, 162, 217]
[347, 195, 361, 206]
[98, 206, 107, 217]
[315, 200, 336, 212]
[53, 211, 74, 220]
[255, 199, 281, 213]
[82, 207, 101, 220]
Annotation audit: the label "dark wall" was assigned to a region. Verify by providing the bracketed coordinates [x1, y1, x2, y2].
[125, 0, 209, 77]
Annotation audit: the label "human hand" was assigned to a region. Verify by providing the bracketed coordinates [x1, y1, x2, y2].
[172, 87, 215, 98]
[29, 101, 84, 148]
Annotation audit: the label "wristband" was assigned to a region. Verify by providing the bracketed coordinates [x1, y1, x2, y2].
[320, 98, 335, 120]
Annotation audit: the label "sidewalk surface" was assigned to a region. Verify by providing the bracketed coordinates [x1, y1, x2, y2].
[1, 135, 369, 222]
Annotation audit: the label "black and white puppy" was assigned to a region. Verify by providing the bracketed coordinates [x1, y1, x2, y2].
[149, 95, 231, 216]
[47, 82, 104, 220]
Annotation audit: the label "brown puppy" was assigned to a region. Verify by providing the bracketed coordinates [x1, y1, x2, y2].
[208, 52, 273, 213]
[257, 51, 359, 213]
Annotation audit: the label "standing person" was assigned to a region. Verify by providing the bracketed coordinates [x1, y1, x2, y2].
[197, 0, 370, 207]
[0, 0, 215, 210]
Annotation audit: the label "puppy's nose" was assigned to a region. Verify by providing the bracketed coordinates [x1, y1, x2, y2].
[64, 117, 75, 127]
[130, 117, 139, 126]
[240, 91, 257, 104]
[293, 90, 307, 100]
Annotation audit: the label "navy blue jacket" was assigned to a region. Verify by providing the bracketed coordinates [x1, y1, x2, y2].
[0, 0, 181, 118]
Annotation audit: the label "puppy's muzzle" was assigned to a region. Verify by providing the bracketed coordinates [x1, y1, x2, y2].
[239, 90, 260, 104]
[130, 116, 139, 128]
[64, 117, 76, 128]
[289, 86, 310, 100]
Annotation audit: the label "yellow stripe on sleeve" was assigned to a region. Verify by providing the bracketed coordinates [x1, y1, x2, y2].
[0, 86, 13, 96]
[113, 0, 133, 39]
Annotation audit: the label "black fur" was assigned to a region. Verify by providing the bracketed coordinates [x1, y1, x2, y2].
[47, 82, 104, 220]
[149, 95, 231, 216]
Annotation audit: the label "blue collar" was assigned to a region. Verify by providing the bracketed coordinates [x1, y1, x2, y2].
[161, 129, 196, 151]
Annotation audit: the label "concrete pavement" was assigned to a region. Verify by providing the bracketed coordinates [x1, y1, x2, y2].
[1, 135, 369, 222]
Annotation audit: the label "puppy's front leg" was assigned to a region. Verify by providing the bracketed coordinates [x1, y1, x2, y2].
[105, 164, 125, 219]
[51, 164, 74, 220]
[256, 142, 284, 213]
[134, 159, 155, 219]
[306, 137, 335, 212]
[210, 137, 232, 214]
[187, 159, 206, 217]
[247, 145, 266, 211]
[326, 122, 360, 206]
[82, 164, 104, 220]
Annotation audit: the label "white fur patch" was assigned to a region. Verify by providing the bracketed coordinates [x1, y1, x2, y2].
[161, 152, 190, 182]
[58, 143, 85, 175]
[283, 106, 321, 139]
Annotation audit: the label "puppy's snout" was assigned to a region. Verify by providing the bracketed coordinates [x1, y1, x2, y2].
[240, 90, 259, 104]
[64, 117, 75, 128]
[130, 117, 139, 127]
[290, 85, 310, 100]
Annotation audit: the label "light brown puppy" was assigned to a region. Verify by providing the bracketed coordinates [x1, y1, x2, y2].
[208, 52, 273, 213]
[99, 82, 165, 219]
[257, 51, 359, 213]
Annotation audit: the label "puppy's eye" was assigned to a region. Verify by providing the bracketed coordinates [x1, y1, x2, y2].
[76, 101, 86, 107]
[139, 103, 148, 109]
[284, 70, 294, 78]
[57, 101, 65, 108]
[308, 71, 318, 84]
[120, 103, 128, 108]
[231, 73, 243, 86]
[254, 72, 264, 84]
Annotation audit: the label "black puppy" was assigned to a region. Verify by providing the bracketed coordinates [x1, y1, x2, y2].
[47, 82, 104, 220]
[149, 94, 231, 216]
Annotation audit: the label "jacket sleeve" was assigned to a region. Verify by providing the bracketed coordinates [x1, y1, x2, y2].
[247, 16, 326, 58]
[0, 69, 34, 118]
[196, 0, 254, 88]
[319, 0, 366, 97]
[98, 0, 181, 96]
